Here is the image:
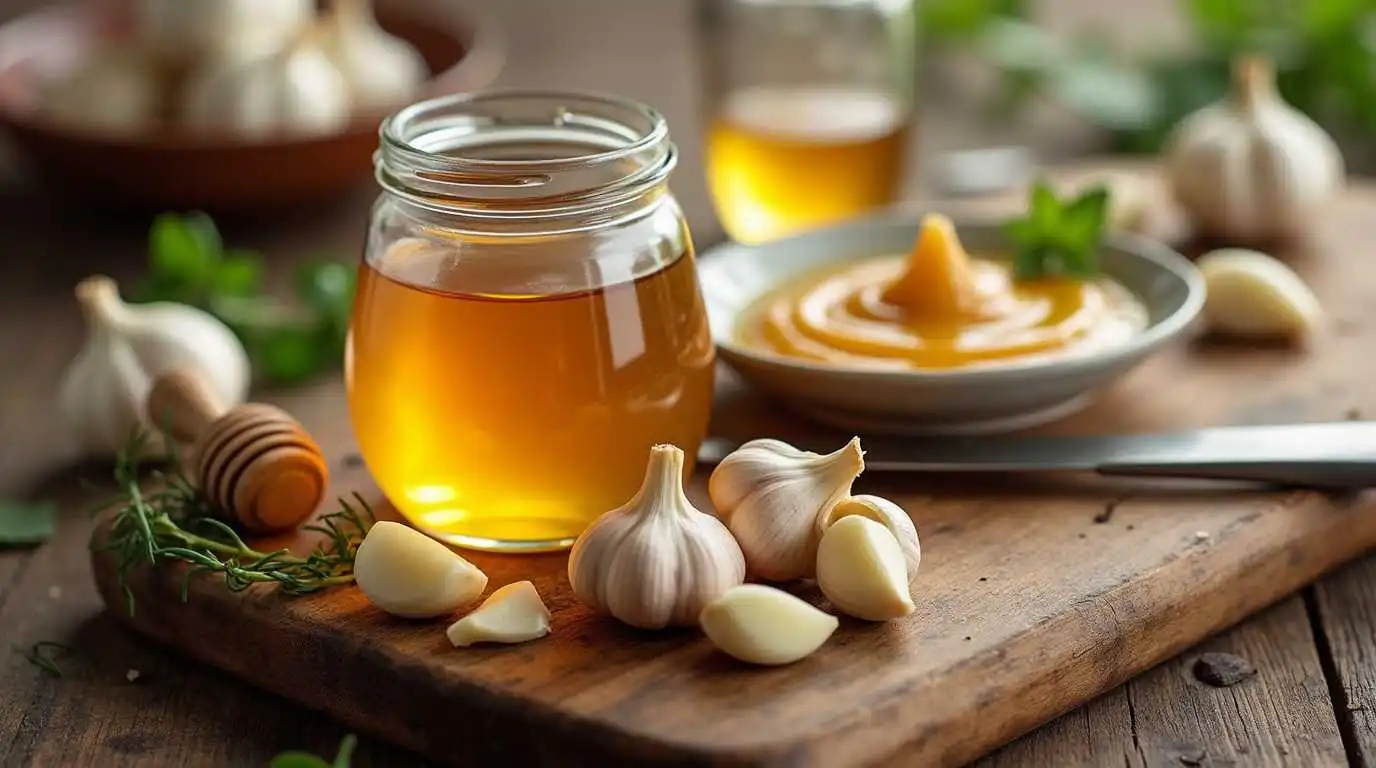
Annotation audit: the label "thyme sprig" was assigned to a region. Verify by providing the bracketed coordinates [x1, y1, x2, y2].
[97, 432, 375, 615]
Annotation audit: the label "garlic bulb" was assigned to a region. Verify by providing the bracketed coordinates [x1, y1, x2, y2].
[181, 22, 352, 139]
[354, 521, 488, 619]
[708, 437, 865, 582]
[57, 276, 250, 460]
[817, 495, 921, 586]
[815, 515, 914, 621]
[446, 581, 552, 647]
[568, 444, 745, 629]
[1199, 248, 1322, 341]
[135, 0, 314, 64]
[321, 0, 428, 113]
[41, 46, 161, 135]
[699, 584, 838, 666]
[1165, 55, 1343, 242]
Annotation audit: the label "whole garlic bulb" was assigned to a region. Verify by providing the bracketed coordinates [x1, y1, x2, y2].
[41, 46, 161, 135]
[568, 444, 745, 629]
[181, 23, 352, 139]
[708, 438, 865, 582]
[1165, 55, 1343, 242]
[321, 0, 428, 113]
[57, 276, 250, 460]
[135, 0, 314, 64]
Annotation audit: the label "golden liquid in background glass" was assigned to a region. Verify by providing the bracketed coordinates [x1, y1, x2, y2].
[346, 244, 716, 552]
[707, 87, 909, 244]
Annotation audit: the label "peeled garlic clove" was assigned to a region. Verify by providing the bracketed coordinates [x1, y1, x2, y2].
[816, 515, 914, 621]
[817, 495, 921, 586]
[699, 584, 838, 666]
[708, 437, 865, 582]
[354, 521, 488, 619]
[568, 445, 745, 629]
[1199, 248, 1321, 341]
[446, 581, 551, 647]
[321, 0, 428, 113]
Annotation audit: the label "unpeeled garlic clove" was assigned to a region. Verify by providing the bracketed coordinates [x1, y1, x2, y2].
[1198, 248, 1321, 341]
[354, 521, 488, 619]
[568, 444, 745, 629]
[817, 495, 921, 586]
[708, 437, 865, 582]
[446, 581, 551, 647]
[699, 584, 838, 666]
[815, 515, 914, 621]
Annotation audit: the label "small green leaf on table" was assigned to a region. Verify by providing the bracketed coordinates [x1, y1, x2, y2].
[0, 499, 56, 546]
[269, 734, 358, 768]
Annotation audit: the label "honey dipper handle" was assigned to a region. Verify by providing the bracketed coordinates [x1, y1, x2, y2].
[146, 368, 226, 445]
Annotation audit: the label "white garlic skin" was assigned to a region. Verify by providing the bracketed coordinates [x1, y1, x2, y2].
[699, 584, 838, 666]
[321, 0, 428, 113]
[135, 0, 314, 63]
[57, 276, 250, 460]
[815, 515, 914, 621]
[1165, 56, 1343, 242]
[181, 24, 353, 140]
[1199, 248, 1322, 341]
[708, 437, 865, 582]
[446, 580, 552, 647]
[817, 494, 921, 586]
[354, 521, 488, 619]
[41, 46, 161, 136]
[568, 444, 745, 630]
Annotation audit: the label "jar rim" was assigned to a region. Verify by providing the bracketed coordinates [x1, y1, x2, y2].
[379, 89, 670, 174]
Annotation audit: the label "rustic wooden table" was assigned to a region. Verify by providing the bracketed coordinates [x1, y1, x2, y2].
[1, 0, 1374, 766]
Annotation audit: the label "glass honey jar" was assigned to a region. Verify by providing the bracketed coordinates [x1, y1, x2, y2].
[347, 91, 716, 553]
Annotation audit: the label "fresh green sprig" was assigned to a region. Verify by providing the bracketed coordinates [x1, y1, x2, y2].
[17, 641, 71, 677]
[96, 432, 374, 616]
[0, 498, 57, 546]
[269, 734, 358, 768]
[132, 212, 356, 386]
[1002, 180, 1110, 281]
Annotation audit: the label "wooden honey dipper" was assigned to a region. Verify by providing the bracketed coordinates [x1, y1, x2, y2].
[146, 368, 329, 534]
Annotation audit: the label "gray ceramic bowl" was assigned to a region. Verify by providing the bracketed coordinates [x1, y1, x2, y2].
[697, 212, 1205, 435]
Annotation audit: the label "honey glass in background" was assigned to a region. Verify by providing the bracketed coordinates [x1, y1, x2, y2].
[699, 0, 919, 244]
[347, 92, 716, 553]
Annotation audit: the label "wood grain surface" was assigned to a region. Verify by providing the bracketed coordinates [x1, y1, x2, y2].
[84, 161, 1376, 766]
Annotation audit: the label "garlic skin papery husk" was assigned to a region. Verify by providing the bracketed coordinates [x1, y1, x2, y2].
[1164, 55, 1343, 243]
[568, 444, 746, 630]
[41, 46, 161, 136]
[135, 0, 314, 64]
[817, 495, 921, 586]
[708, 437, 865, 582]
[181, 22, 353, 140]
[57, 276, 250, 460]
[321, 0, 428, 113]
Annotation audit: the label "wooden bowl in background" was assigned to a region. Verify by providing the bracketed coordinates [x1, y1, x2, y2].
[0, 0, 504, 215]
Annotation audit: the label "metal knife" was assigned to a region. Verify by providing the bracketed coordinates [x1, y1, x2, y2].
[696, 422, 1376, 489]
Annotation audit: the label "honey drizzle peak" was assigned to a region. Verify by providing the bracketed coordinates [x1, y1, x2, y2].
[880, 213, 978, 320]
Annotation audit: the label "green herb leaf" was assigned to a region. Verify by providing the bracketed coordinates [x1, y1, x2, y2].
[150, 212, 221, 287]
[267, 735, 357, 768]
[17, 641, 70, 677]
[1002, 181, 1110, 281]
[255, 327, 329, 384]
[0, 499, 57, 546]
[210, 250, 265, 297]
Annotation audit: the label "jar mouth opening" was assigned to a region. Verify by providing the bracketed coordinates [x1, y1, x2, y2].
[376, 90, 676, 218]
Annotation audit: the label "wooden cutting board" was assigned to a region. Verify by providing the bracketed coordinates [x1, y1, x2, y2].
[89, 167, 1376, 767]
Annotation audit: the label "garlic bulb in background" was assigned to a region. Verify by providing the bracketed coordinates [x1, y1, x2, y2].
[41, 46, 161, 135]
[135, 0, 314, 65]
[1164, 55, 1343, 243]
[568, 444, 746, 629]
[57, 276, 250, 460]
[181, 22, 353, 140]
[321, 0, 428, 112]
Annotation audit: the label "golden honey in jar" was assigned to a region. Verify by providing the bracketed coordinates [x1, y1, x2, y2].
[347, 92, 715, 553]
[707, 87, 909, 244]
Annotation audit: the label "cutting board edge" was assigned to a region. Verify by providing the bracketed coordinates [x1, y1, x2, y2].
[87, 491, 1376, 768]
